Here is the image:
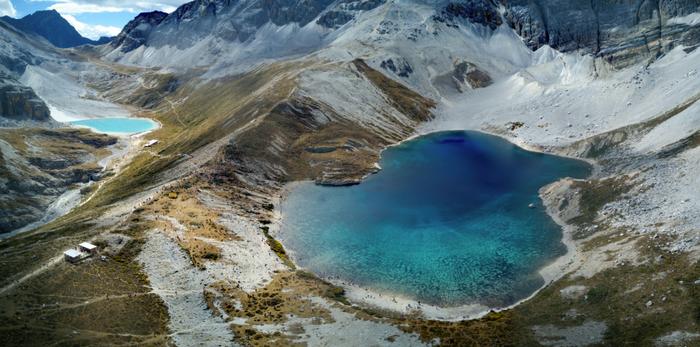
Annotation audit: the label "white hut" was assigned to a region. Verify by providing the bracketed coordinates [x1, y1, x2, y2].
[79, 242, 98, 255]
[64, 249, 81, 263]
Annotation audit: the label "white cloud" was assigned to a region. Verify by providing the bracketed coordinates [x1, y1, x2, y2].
[26, 1, 189, 38]
[62, 13, 121, 39]
[0, 0, 16, 17]
[32, 0, 186, 14]
[49, 3, 129, 14]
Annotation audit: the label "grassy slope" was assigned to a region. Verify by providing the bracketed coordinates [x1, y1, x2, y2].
[3, 54, 697, 346]
[0, 128, 116, 232]
[0, 58, 442, 346]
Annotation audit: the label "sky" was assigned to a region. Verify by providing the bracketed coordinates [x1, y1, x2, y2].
[0, 0, 189, 39]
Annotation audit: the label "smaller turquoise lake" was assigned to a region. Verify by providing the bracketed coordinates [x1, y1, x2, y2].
[281, 131, 591, 308]
[71, 118, 157, 134]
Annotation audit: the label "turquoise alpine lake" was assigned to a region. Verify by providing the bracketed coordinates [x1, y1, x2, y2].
[71, 118, 157, 134]
[280, 131, 592, 308]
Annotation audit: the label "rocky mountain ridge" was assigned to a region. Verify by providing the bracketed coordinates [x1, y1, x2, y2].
[0, 0, 699, 345]
[0, 20, 56, 123]
[111, 11, 168, 53]
[1, 10, 111, 48]
[503, 0, 700, 66]
[106, 0, 700, 70]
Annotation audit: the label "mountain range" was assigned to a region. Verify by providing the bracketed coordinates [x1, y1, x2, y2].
[1, 10, 112, 48]
[1, 0, 700, 346]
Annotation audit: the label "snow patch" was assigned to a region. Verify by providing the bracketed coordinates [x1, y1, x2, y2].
[668, 12, 700, 26]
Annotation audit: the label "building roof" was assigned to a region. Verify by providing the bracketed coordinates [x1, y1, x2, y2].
[79, 242, 97, 250]
[64, 249, 81, 258]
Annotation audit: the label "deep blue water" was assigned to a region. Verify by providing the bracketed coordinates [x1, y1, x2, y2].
[280, 131, 591, 307]
[71, 118, 157, 134]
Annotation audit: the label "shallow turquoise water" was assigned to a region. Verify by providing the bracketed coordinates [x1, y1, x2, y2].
[280, 131, 591, 307]
[71, 118, 157, 134]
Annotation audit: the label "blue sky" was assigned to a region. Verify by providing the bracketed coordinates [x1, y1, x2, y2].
[0, 0, 189, 39]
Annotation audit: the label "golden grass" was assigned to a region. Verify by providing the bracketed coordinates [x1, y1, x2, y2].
[0, 235, 171, 346]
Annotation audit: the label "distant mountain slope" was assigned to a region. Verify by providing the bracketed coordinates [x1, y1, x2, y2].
[110, 11, 167, 53]
[104, 0, 700, 70]
[104, 0, 384, 69]
[0, 20, 57, 123]
[1, 10, 110, 48]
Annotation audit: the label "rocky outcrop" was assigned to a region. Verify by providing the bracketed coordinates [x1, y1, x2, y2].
[111, 11, 168, 53]
[433, 0, 503, 30]
[0, 75, 50, 121]
[317, 10, 356, 28]
[316, 0, 385, 28]
[502, 0, 700, 67]
[432, 61, 492, 95]
[0, 128, 116, 233]
[380, 58, 414, 77]
[453, 61, 492, 90]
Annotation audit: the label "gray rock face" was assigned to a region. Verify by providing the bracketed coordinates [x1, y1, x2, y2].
[111, 0, 700, 68]
[317, 0, 385, 28]
[380, 58, 414, 77]
[428, 0, 700, 66]
[141, 0, 338, 49]
[112, 0, 386, 53]
[454, 61, 492, 90]
[501, 0, 700, 66]
[317, 10, 356, 28]
[0, 21, 46, 76]
[431, 61, 492, 95]
[433, 0, 503, 30]
[111, 11, 168, 53]
[0, 20, 58, 123]
[0, 75, 50, 121]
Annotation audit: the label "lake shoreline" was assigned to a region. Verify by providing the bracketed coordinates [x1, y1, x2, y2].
[273, 129, 595, 321]
[69, 117, 160, 136]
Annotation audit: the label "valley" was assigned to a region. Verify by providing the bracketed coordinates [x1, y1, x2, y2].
[0, 1, 699, 346]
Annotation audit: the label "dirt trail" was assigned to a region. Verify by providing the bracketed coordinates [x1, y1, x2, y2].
[0, 256, 62, 296]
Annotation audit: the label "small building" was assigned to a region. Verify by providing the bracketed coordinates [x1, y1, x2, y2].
[64, 249, 82, 263]
[144, 139, 159, 148]
[79, 242, 98, 255]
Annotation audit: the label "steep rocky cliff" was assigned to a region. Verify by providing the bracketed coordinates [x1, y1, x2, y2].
[503, 0, 700, 66]
[111, 11, 168, 53]
[0, 20, 58, 123]
[0, 75, 50, 121]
